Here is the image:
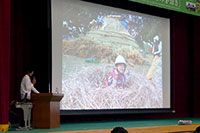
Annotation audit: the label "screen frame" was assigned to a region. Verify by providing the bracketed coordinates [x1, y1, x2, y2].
[49, 0, 174, 115]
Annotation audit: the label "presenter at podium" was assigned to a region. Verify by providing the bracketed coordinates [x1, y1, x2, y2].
[20, 68, 40, 102]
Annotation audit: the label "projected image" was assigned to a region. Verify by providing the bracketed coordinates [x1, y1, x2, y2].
[52, 0, 170, 110]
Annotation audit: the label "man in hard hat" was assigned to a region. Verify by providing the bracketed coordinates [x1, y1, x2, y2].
[106, 55, 130, 88]
[151, 35, 162, 56]
[146, 35, 162, 80]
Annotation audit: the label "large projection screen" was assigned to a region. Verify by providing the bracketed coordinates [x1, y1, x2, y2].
[51, 0, 171, 113]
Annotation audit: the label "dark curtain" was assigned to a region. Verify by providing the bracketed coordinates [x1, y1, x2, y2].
[193, 16, 200, 117]
[0, 0, 11, 124]
[10, 0, 32, 102]
[10, 0, 49, 104]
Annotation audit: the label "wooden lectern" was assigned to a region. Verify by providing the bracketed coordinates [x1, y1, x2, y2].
[32, 93, 64, 129]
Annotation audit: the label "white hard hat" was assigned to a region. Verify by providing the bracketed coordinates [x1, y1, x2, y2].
[115, 55, 126, 66]
[153, 35, 159, 42]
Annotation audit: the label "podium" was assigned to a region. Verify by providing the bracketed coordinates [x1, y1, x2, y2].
[32, 93, 63, 129]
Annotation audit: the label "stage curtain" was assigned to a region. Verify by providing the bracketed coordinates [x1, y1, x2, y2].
[9, 0, 34, 104]
[0, 0, 11, 125]
[193, 17, 200, 117]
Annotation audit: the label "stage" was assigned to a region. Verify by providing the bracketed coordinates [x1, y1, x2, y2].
[8, 118, 200, 133]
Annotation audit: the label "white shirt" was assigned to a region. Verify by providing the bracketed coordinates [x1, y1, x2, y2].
[20, 74, 39, 100]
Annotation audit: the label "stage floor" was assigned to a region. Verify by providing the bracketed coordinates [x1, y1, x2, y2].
[8, 118, 200, 133]
[61, 124, 200, 133]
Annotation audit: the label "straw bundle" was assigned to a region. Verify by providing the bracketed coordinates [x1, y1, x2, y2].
[63, 38, 148, 66]
[61, 64, 162, 110]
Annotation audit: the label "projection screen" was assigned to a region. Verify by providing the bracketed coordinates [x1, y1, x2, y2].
[51, 0, 171, 112]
